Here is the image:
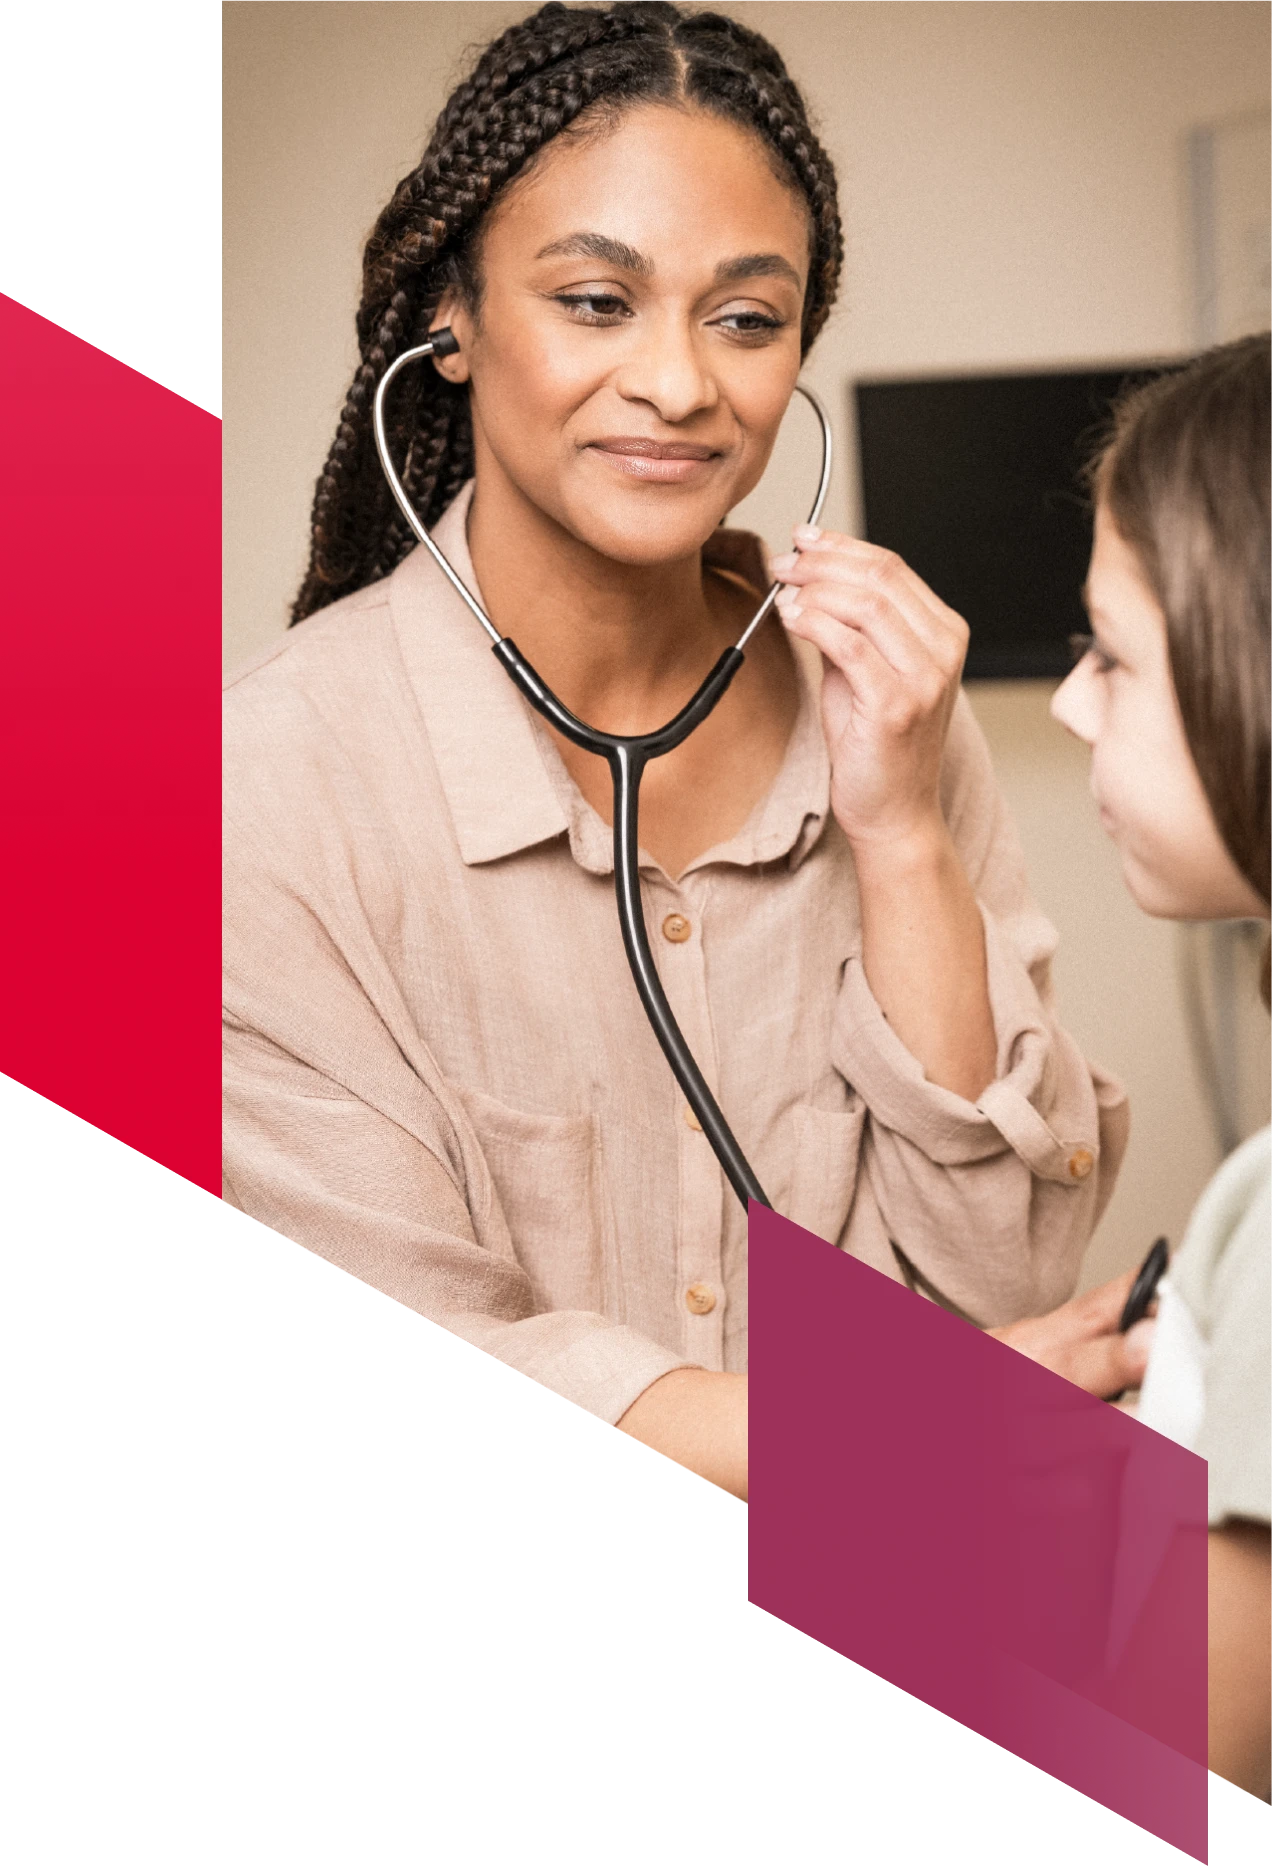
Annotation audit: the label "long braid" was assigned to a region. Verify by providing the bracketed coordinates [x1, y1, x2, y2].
[293, 2, 843, 624]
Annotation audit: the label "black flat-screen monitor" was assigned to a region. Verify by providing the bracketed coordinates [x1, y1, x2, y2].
[854, 365, 1168, 679]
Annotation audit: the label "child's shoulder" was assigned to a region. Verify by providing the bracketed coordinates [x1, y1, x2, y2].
[1173, 1125, 1270, 1336]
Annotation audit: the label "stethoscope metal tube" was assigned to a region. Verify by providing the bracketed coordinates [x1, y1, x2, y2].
[373, 333, 833, 1211]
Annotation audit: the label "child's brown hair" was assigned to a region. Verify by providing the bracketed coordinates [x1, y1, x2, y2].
[1092, 334, 1271, 920]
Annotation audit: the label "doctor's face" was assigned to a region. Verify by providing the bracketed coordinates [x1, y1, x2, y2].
[434, 103, 810, 567]
[1051, 505, 1264, 922]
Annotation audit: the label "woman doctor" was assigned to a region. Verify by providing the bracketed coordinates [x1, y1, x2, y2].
[222, 1, 1125, 1498]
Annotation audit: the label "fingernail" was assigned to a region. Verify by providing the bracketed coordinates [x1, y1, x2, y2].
[793, 524, 822, 544]
[770, 552, 797, 574]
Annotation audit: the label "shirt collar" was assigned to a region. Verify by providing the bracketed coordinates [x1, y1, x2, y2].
[389, 483, 569, 866]
[389, 482, 830, 875]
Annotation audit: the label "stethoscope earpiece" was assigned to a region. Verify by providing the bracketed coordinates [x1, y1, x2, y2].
[427, 327, 460, 359]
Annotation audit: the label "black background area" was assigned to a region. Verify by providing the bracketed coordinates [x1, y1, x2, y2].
[854, 366, 1168, 680]
[2, 14, 1260, 1843]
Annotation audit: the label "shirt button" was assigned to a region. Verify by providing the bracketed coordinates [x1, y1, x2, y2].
[683, 1102, 703, 1132]
[1067, 1147, 1095, 1181]
[685, 1281, 717, 1315]
[662, 913, 692, 943]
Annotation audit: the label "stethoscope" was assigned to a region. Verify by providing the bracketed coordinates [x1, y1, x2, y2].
[374, 329, 833, 1212]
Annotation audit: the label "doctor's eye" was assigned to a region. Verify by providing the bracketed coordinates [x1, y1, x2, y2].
[711, 308, 786, 342]
[553, 292, 633, 325]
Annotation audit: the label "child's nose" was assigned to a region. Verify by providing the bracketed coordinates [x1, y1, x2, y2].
[1050, 663, 1097, 744]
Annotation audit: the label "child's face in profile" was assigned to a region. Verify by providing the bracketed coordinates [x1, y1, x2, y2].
[1051, 503, 1266, 924]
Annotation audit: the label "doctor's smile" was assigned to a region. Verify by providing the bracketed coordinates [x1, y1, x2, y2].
[583, 435, 725, 482]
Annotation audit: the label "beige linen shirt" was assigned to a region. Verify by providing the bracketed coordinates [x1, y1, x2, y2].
[223, 485, 1128, 1424]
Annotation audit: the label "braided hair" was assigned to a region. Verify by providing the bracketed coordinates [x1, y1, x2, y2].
[292, 1, 843, 624]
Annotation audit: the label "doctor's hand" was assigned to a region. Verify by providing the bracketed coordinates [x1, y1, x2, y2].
[989, 1270, 1157, 1401]
[769, 527, 969, 852]
[770, 527, 996, 1102]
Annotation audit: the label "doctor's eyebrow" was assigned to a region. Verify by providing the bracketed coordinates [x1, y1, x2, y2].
[713, 252, 803, 289]
[535, 233, 803, 291]
[535, 232, 653, 273]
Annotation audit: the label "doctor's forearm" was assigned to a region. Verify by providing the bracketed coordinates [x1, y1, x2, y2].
[852, 816, 996, 1103]
[616, 1370, 748, 1500]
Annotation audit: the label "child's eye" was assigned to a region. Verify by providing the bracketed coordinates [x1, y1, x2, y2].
[554, 292, 632, 325]
[1068, 632, 1118, 675]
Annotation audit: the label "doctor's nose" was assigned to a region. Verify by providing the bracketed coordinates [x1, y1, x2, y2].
[612, 320, 719, 424]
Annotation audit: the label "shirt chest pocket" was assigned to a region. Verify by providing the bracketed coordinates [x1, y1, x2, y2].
[454, 1085, 613, 1316]
[779, 1100, 868, 1247]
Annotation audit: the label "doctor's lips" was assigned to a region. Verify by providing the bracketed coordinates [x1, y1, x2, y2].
[586, 436, 722, 484]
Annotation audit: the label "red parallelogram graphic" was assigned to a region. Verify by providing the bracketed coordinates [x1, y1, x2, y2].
[750, 1204, 1209, 1862]
[0, 294, 220, 1194]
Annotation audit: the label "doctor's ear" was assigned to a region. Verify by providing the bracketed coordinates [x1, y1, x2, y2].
[428, 302, 472, 383]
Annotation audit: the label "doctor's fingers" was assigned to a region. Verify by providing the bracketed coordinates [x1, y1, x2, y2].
[777, 601, 897, 709]
[1066, 1318, 1157, 1401]
[776, 536, 968, 672]
[775, 561, 964, 685]
[1069, 1266, 1138, 1333]
[777, 579, 948, 708]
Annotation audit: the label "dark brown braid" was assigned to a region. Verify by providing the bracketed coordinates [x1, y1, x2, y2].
[292, 1, 843, 624]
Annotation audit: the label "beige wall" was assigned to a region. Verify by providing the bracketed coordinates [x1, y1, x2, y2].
[224, 1, 1271, 1285]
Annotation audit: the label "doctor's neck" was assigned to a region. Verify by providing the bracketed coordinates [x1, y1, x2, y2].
[465, 465, 753, 716]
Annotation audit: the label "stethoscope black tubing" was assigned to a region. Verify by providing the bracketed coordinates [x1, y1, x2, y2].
[373, 333, 832, 1212]
[494, 638, 768, 1209]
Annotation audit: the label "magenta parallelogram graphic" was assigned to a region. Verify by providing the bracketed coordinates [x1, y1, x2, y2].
[749, 1204, 1208, 1860]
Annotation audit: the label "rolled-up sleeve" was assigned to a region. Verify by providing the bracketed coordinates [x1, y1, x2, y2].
[830, 693, 1129, 1323]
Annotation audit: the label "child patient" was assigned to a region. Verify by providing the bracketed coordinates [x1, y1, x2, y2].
[774, 332, 1268, 1787]
[987, 334, 1270, 1799]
